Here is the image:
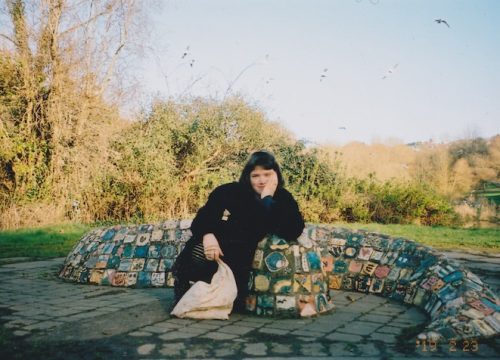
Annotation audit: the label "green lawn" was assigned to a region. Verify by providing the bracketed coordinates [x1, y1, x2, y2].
[332, 222, 500, 254]
[0, 223, 91, 259]
[0, 222, 498, 259]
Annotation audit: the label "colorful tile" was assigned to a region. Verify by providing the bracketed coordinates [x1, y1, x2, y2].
[311, 273, 326, 293]
[348, 260, 363, 274]
[256, 295, 274, 316]
[246, 295, 257, 312]
[293, 274, 312, 293]
[252, 249, 264, 269]
[298, 295, 317, 317]
[306, 251, 322, 271]
[134, 245, 148, 258]
[315, 293, 333, 313]
[272, 279, 292, 294]
[357, 247, 373, 261]
[276, 295, 296, 311]
[328, 275, 343, 290]
[254, 274, 271, 292]
[130, 258, 145, 272]
[151, 272, 165, 287]
[126, 272, 138, 287]
[265, 252, 289, 272]
[321, 255, 334, 272]
[89, 270, 104, 284]
[145, 259, 159, 272]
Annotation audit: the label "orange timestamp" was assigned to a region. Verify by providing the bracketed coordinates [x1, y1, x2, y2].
[415, 338, 479, 352]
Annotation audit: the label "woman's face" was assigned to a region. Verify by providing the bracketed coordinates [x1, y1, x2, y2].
[250, 166, 275, 194]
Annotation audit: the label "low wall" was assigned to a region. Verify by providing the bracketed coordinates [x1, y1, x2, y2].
[59, 220, 500, 342]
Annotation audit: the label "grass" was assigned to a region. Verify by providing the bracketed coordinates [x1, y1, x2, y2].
[333, 222, 500, 254]
[0, 223, 91, 259]
[0, 222, 498, 259]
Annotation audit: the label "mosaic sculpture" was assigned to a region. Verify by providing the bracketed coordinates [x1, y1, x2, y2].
[245, 234, 335, 317]
[59, 220, 500, 342]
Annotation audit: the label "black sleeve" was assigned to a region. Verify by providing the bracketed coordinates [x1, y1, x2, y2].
[189, 184, 228, 239]
[261, 189, 305, 241]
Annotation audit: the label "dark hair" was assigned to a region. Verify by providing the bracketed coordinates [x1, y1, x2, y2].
[239, 151, 285, 191]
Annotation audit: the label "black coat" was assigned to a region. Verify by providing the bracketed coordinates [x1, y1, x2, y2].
[190, 182, 305, 250]
[173, 182, 305, 299]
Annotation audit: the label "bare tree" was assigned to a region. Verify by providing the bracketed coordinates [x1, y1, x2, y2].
[0, 0, 149, 227]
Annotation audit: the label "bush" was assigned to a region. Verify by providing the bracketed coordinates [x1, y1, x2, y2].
[367, 181, 458, 226]
[1, 93, 460, 227]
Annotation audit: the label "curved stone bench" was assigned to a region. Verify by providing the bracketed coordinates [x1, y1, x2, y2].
[245, 234, 335, 318]
[59, 221, 500, 342]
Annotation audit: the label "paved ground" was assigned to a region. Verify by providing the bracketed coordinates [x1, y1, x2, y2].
[0, 252, 499, 359]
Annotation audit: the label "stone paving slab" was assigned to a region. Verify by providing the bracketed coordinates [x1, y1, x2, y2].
[0, 255, 499, 359]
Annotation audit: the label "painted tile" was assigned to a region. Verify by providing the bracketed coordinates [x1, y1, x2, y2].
[321, 255, 334, 273]
[145, 259, 159, 272]
[89, 270, 104, 284]
[272, 279, 293, 294]
[316, 293, 333, 313]
[311, 273, 326, 293]
[293, 274, 312, 293]
[136, 233, 151, 246]
[357, 247, 373, 261]
[130, 258, 145, 272]
[306, 251, 321, 271]
[270, 236, 289, 250]
[117, 259, 132, 272]
[298, 295, 317, 317]
[348, 260, 363, 274]
[136, 271, 151, 288]
[246, 295, 257, 312]
[95, 255, 110, 269]
[166, 272, 175, 287]
[151, 229, 163, 242]
[276, 295, 296, 311]
[151, 272, 165, 287]
[361, 262, 377, 276]
[123, 234, 136, 244]
[328, 275, 343, 290]
[134, 245, 148, 258]
[126, 272, 138, 287]
[252, 249, 264, 269]
[160, 244, 177, 258]
[369, 278, 384, 294]
[265, 252, 289, 272]
[101, 269, 116, 285]
[254, 274, 271, 292]
[256, 295, 274, 316]
[355, 276, 371, 293]
[333, 260, 348, 274]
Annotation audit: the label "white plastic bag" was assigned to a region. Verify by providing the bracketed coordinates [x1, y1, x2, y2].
[170, 259, 237, 320]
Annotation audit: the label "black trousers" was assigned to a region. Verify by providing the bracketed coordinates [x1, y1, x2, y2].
[172, 238, 255, 308]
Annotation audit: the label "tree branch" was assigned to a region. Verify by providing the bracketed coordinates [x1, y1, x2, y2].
[0, 33, 16, 45]
[59, 9, 111, 36]
[184, 148, 223, 179]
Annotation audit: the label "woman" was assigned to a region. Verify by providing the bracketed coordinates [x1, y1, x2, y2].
[172, 151, 305, 312]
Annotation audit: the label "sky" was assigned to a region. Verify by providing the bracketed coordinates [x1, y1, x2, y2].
[139, 0, 500, 145]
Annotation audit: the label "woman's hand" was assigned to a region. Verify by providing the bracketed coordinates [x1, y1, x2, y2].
[260, 170, 278, 199]
[203, 233, 224, 261]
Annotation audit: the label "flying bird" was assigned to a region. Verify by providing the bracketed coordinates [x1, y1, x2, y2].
[382, 63, 399, 80]
[181, 46, 190, 59]
[434, 18, 450, 28]
[320, 68, 328, 82]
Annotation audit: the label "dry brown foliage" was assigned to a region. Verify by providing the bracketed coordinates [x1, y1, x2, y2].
[323, 136, 499, 201]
